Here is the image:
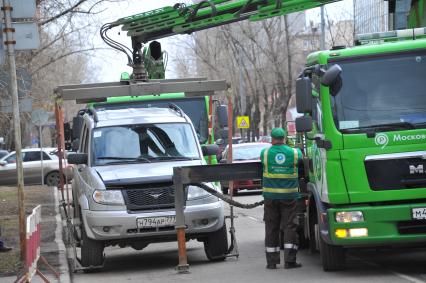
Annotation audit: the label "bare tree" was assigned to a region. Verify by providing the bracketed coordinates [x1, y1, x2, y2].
[0, 0, 128, 149]
[170, 13, 308, 140]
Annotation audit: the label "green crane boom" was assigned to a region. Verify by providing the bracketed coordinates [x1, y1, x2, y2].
[114, 0, 339, 42]
[101, 0, 422, 80]
[101, 0, 339, 80]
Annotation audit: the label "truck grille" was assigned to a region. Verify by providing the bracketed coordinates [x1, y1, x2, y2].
[397, 220, 426, 235]
[365, 157, 426, 190]
[122, 187, 183, 211]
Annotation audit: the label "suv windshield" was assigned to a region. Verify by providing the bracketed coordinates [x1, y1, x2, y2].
[92, 123, 200, 166]
[96, 98, 209, 144]
[332, 52, 426, 133]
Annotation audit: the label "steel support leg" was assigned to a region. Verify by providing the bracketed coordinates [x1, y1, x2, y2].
[173, 168, 189, 273]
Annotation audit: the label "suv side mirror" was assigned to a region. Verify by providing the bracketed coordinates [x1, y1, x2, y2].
[0, 161, 7, 166]
[321, 64, 342, 86]
[296, 77, 313, 114]
[68, 153, 88, 165]
[201, 144, 219, 156]
[296, 116, 313, 133]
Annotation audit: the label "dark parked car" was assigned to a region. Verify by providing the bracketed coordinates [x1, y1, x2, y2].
[220, 142, 271, 194]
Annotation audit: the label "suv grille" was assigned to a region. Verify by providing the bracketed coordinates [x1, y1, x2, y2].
[122, 187, 184, 211]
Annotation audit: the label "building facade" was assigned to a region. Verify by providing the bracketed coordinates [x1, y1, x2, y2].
[354, 0, 389, 33]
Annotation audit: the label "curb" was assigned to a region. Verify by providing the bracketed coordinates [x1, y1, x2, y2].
[53, 187, 72, 283]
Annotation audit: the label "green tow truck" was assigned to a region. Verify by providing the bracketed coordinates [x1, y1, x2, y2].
[295, 27, 426, 270]
[64, 0, 426, 272]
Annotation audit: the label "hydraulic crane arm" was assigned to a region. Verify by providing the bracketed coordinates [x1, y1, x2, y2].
[113, 0, 339, 43]
[102, 0, 421, 81]
[101, 0, 339, 80]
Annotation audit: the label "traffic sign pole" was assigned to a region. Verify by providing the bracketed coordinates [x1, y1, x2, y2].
[2, 0, 26, 262]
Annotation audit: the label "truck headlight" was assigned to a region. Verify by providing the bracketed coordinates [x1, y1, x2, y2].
[335, 228, 368, 238]
[335, 211, 364, 223]
[92, 190, 124, 205]
[187, 184, 213, 200]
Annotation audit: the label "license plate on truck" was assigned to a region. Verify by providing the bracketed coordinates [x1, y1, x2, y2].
[137, 216, 176, 228]
[412, 208, 426, 220]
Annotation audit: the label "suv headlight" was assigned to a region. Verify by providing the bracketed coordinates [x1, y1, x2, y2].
[92, 190, 124, 205]
[187, 184, 215, 200]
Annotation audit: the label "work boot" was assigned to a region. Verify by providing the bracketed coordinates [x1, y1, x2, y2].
[284, 262, 302, 269]
[0, 246, 12, 253]
[266, 263, 277, 269]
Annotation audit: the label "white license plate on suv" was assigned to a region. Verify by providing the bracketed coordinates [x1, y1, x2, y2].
[412, 208, 426, 220]
[137, 216, 176, 228]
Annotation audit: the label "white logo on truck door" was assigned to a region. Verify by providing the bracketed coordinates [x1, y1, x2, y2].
[374, 133, 389, 149]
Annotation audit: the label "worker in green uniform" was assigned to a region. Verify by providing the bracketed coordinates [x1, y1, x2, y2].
[261, 127, 302, 269]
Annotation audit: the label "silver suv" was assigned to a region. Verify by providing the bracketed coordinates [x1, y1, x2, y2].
[68, 107, 227, 269]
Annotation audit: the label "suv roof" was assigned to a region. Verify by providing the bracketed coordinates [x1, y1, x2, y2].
[95, 108, 188, 127]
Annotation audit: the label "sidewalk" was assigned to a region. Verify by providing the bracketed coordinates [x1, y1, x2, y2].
[0, 186, 71, 283]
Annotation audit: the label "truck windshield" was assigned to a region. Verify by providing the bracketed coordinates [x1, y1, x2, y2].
[331, 52, 426, 133]
[92, 123, 200, 166]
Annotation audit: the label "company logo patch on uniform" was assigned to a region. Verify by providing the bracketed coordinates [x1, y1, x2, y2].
[275, 153, 286, 164]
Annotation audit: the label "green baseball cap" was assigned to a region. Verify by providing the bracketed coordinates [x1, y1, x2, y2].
[271, 128, 287, 139]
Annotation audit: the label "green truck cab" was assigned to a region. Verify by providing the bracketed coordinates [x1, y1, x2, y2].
[295, 28, 426, 271]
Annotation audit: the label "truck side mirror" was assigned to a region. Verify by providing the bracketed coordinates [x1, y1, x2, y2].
[64, 122, 71, 141]
[72, 116, 84, 141]
[202, 144, 219, 156]
[216, 105, 228, 128]
[296, 116, 313, 133]
[296, 77, 313, 114]
[321, 64, 342, 97]
[68, 153, 88, 165]
[321, 64, 342, 87]
[71, 139, 80, 152]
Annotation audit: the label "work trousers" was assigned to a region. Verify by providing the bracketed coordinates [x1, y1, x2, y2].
[264, 198, 299, 265]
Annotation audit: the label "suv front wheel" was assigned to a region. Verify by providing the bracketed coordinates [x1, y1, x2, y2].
[204, 222, 228, 261]
[80, 222, 105, 270]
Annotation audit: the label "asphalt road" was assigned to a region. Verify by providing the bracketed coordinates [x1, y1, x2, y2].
[72, 192, 426, 283]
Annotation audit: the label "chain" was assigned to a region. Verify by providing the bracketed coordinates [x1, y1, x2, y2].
[189, 183, 264, 209]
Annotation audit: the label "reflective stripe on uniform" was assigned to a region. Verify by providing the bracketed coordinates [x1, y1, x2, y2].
[263, 148, 270, 174]
[283, 243, 298, 250]
[293, 148, 298, 171]
[262, 187, 299, 193]
[266, 247, 280, 253]
[263, 172, 297, 179]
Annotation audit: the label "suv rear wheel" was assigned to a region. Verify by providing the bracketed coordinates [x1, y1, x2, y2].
[81, 223, 105, 270]
[204, 222, 228, 261]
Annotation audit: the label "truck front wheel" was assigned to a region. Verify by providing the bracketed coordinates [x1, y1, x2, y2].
[319, 232, 345, 271]
[81, 223, 105, 270]
[204, 222, 228, 261]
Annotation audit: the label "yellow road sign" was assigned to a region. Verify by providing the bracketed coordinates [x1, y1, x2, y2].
[237, 116, 250, 129]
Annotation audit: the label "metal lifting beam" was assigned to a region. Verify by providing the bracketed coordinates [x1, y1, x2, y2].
[113, 0, 340, 43]
[173, 162, 262, 273]
[54, 78, 228, 104]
